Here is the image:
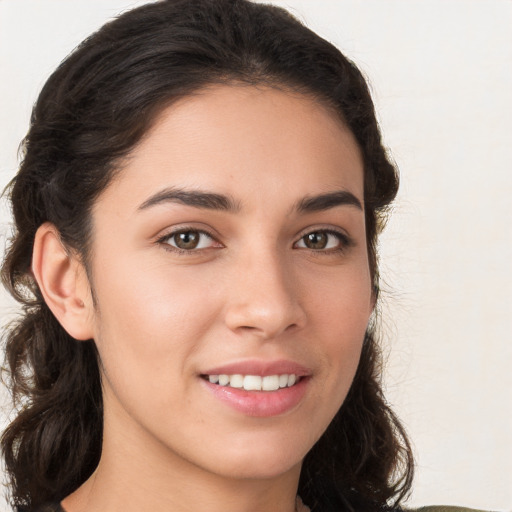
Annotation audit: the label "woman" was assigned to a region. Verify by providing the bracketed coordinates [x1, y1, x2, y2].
[0, 1, 486, 511]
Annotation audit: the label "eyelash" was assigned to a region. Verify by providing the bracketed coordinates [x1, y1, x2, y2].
[156, 227, 352, 255]
[157, 227, 219, 254]
[294, 229, 353, 254]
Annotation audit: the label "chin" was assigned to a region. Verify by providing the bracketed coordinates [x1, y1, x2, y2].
[211, 457, 302, 481]
[196, 432, 311, 481]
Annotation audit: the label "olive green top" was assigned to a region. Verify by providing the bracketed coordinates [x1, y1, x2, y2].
[411, 507, 491, 512]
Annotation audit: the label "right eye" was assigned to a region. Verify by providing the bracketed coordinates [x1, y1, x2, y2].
[160, 229, 218, 252]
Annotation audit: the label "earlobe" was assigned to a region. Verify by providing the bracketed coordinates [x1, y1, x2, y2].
[32, 222, 95, 341]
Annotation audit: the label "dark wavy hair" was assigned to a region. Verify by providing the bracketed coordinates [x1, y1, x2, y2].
[1, 1, 413, 511]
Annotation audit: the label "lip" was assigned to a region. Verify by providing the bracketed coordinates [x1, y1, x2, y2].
[201, 377, 309, 417]
[201, 359, 311, 378]
[200, 359, 311, 418]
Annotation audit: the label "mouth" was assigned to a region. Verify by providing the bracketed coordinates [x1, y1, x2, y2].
[199, 360, 311, 416]
[201, 373, 299, 391]
[201, 371, 309, 417]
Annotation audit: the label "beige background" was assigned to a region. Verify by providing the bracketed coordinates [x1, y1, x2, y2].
[1, 0, 511, 510]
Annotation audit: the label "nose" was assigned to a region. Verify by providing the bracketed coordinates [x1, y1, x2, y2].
[223, 250, 307, 340]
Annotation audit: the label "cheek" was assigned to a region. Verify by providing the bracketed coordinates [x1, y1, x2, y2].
[307, 260, 372, 337]
[305, 262, 371, 386]
[90, 261, 222, 399]
[94, 254, 218, 333]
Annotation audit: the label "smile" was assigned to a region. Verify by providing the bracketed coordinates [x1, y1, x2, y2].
[204, 373, 298, 391]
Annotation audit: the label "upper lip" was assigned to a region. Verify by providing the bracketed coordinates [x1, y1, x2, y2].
[201, 359, 311, 377]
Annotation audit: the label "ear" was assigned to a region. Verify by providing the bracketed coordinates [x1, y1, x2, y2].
[32, 222, 95, 341]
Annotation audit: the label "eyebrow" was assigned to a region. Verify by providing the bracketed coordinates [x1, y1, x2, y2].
[138, 187, 241, 212]
[295, 190, 363, 213]
[138, 187, 362, 214]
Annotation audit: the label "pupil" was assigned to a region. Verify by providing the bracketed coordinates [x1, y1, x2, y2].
[306, 232, 327, 249]
[176, 231, 199, 249]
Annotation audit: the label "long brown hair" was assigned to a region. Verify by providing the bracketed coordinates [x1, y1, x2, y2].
[1, 1, 413, 510]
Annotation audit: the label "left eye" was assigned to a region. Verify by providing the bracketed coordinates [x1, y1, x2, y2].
[295, 230, 346, 250]
[163, 229, 215, 251]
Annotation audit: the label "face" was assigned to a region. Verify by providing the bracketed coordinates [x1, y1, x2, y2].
[85, 85, 373, 482]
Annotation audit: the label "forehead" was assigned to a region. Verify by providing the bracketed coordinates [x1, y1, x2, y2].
[99, 84, 364, 212]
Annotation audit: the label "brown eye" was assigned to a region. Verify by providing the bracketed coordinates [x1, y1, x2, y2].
[303, 232, 328, 249]
[174, 231, 200, 249]
[295, 230, 349, 251]
[163, 229, 216, 251]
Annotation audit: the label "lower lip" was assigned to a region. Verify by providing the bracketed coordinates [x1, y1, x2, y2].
[202, 377, 309, 417]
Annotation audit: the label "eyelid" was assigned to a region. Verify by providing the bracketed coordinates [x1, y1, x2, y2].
[156, 226, 223, 253]
[293, 227, 353, 251]
[154, 224, 353, 255]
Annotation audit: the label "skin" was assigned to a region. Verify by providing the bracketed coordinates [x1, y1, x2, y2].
[35, 85, 373, 512]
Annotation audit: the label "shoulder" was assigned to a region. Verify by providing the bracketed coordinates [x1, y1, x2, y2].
[406, 507, 493, 512]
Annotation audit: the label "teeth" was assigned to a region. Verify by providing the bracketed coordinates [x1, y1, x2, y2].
[206, 373, 299, 391]
[262, 375, 279, 391]
[243, 375, 262, 390]
[229, 374, 244, 388]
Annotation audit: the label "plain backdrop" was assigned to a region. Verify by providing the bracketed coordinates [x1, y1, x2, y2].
[0, 1, 511, 510]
